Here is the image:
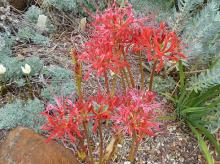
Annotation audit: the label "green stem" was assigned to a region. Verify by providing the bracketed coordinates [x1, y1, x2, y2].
[120, 70, 126, 93]
[98, 120, 103, 164]
[122, 69, 131, 88]
[149, 60, 157, 91]
[128, 133, 138, 162]
[104, 71, 110, 94]
[106, 133, 122, 164]
[178, 60, 185, 94]
[83, 122, 94, 164]
[111, 74, 117, 97]
[26, 76, 34, 99]
[138, 52, 145, 90]
[127, 66, 135, 88]
[123, 53, 135, 88]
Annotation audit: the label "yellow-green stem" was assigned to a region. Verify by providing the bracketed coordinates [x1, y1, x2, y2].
[127, 66, 135, 88]
[123, 53, 135, 88]
[138, 52, 145, 90]
[26, 76, 34, 99]
[110, 74, 117, 97]
[122, 69, 131, 88]
[149, 60, 157, 91]
[104, 71, 110, 94]
[98, 120, 103, 164]
[128, 133, 138, 162]
[120, 71, 126, 93]
[83, 122, 94, 164]
[106, 133, 122, 164]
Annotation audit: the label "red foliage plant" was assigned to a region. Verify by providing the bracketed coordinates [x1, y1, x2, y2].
[41, 2, 186, 163]
[111, 89, 161, 143]
[79, 3, 143, 78]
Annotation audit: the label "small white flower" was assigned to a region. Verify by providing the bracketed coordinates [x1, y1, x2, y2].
[21, 64, 31, 75]
[117, 144, 122, 148]
[124, 161, 131, 164]
[0, 64, 6, 75]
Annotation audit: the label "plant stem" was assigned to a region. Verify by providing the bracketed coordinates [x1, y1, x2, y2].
[71, 48, 83, 98]
[120, 70, 126, 93]
[127, 66, 135, 88]
[83, 122, 94, 164]
[128, 133, 138, 162]
[98, 120, 103, 164]
[26, 76, 34, 99]
[104, 71, 110, 94]
[138, 52, 145, 90]
[149, 60, 157, 91]
[111, 74, 117, 97]
[105, 133, 122, 164]
[122, 69, 131, 88]
[123, 53, 135, 88]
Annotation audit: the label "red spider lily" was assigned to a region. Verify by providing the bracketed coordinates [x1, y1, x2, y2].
[41, 97, 83, 142]
[88, 92, 120, 132]
[149, 23, 186, 72]
[80, 37, 129, 78]
[111, 89, 161, 142]
[79, 3, 143, 78]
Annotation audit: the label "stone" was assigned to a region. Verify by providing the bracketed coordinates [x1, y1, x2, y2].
[37, 15, 48, 30]
[9, 0, 29, 11]
[0, 127, 79, 164]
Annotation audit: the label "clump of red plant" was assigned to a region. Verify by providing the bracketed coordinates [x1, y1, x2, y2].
[41, 1, 186, 163]
[112, 89, 161, 161]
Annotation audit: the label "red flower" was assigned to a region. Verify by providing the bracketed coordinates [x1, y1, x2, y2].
[41, 97, 83, 142]
[88, 92, 120, 132]
[149, 23, 186, 72]
[111, 89, 161, 142]
[79, 3, 142, 78]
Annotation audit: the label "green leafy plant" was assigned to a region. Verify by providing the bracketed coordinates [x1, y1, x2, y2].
[174, 59, 220, 164]
[17, 26, 49, 45]
[0, 99, 45, 132]
[41, 66, 75, 101]
[43, 0, 78, 11]
[24, 5, 43, 23]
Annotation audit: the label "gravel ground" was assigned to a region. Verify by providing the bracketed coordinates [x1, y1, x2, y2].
[114, 121, 205, 164]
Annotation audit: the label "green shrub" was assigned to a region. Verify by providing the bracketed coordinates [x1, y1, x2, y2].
[0, 56, 44, 83]
[24, 5, 55, 33]
[0, 99, 45, 132]
[151, 76, 176, 94]
[41, 66, 75, 101]
[203, 105, 220, 134]
[17, 27, 49, 45]
[43, 0, 77, 11]
[24, 5, 43, 23]
[174, 59, 220, 163]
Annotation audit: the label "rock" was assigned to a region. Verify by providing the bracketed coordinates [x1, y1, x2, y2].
[9, 0, 29, 11]
[0, 127, 79, 164]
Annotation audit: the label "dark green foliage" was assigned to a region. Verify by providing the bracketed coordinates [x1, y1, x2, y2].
[175, 60, 220, 163]
[0, 99, 45, 132]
